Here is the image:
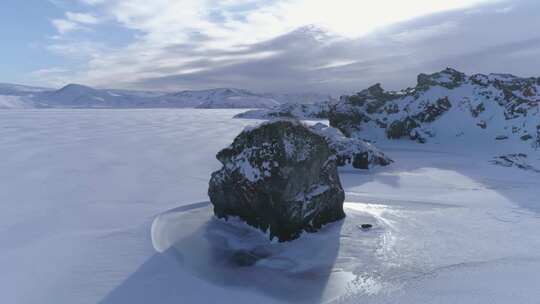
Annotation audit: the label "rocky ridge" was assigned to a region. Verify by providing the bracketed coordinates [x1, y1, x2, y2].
[329, 68, 540, 147]
[234, 99, 335, 120]
[236, 68, 540, 149]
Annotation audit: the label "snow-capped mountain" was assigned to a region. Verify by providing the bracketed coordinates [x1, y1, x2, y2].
[0, 83, 324, 109]
[0, 83, 53, 109]
[329, 68, 540, 149]
[235, 99, 335, 119]
[172, 88, 280, 109]
[0, 95, 33, 109]
[164, 89, 330, 109]
[0, 83, 52, 96]
[36, 84, 126, 108]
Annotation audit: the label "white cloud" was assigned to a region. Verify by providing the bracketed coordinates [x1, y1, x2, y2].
[51, 11, 100, 35]
[46, 40, 106, 58]
[65, 12, 100, 24]
[80, 0, 106, 5]
[495, 6, 514, 13]
[90, 0, 494, 49]
[30, 67, 73, 87]
[391, 22, 459, 43]
[51, 19, 81, 34]
[289, 0, 494, 37]
[41, 0, 537, 93]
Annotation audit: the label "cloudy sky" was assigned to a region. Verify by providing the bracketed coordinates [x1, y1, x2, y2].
[1, 0, 539, 93]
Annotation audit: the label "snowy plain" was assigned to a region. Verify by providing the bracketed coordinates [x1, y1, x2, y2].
[1, 109, 540, 303]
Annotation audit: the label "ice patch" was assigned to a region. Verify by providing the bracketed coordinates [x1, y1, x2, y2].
[151, 202, 391, 302]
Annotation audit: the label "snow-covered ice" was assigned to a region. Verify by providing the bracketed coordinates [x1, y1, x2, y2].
[1, 109, 540, 303]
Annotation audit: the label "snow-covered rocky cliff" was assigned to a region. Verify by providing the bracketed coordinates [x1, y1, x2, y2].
[237, 68, 540, 149]
[234, 99, 335, 119]
[329, 68, 540, 149]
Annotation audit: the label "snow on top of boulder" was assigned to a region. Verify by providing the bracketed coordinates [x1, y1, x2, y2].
[224, 147, 271, 182]
[282, 132, 316, 162]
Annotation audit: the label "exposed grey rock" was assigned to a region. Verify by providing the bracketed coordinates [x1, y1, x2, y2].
[386, 118, 420, 140]
[417, 68, 467, 90]
[490, 154, 540, 173]
[477, 120, 487, 129]
[208, 119, 345, 242]
[310, 123, 393, 169]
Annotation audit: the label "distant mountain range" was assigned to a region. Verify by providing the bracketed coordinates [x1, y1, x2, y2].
[0, 83, 330, 109]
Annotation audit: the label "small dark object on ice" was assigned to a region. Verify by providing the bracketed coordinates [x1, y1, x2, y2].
[358, 224, 373, 230]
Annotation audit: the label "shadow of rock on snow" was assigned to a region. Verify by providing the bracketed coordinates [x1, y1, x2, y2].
[100, 201, 346, 304]
[99, 247, 191, 304]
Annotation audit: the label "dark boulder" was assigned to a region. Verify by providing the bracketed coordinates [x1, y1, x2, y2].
[208, 120, 345, 242]
[359, 224, 373, 230]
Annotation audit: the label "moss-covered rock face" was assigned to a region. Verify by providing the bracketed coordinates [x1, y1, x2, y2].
[208, 120, 345, 242]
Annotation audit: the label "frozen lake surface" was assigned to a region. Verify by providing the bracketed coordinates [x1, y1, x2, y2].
[1, 109, 539, 303]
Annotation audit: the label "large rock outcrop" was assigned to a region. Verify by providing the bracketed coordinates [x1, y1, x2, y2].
[310, 123, 393, 169]
[208, 120, 345, 242]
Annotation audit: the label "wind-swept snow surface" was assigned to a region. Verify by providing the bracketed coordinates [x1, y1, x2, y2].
[1, 109, 539, 303]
